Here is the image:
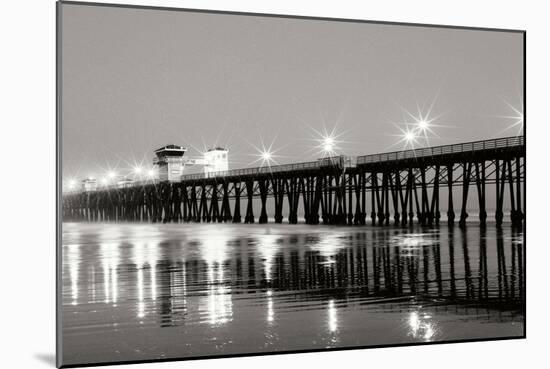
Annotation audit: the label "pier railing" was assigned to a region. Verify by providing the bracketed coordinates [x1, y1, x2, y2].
[356, 136, 524, 165]
[180, 160, 321, 180]
[178, 136, 524, 180]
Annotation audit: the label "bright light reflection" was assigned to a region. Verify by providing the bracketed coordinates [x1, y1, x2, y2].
[99, 229, 121, 306]
[197, 229, 233, 326]
[408, 311, 436, 341]
[308, 232, 346, 260]
[150, 264, 157, 301]
[267, 290, 274, 323]
[131, 227, 161, 319]
[394, 233, 435, 258]
[328, 299, 338, 333]
[206, 271, 232, 325]
[137, 267, 144, 318]
[408, 311, 437, 341]
[258, 235, 280, 281]
[111, 264, 118, 305]
[67, 244, 79, 306]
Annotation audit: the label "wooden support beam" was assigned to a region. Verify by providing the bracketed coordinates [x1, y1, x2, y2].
[384, 172, 390, 226]
[388, 171, 400, 225]
[495, 160, 503, 226]
[412, 171, 421, 225]
[173, 185, 182, 222]
[474, 162, 487, 227]
[429, 165, 440, 226]
[259, 179, 268, 224]
[190, 185, 199, 222]
[244, 180, 255, 224]
[361, 171, 367, 225]
[447, 164, 455, 225]
[232, 182, 242, 223]
[398, 169, 408, 226]
[353, 174, 361, 225]
[321, 175, 328, 224]
[199, 184, 209, 223]
[287, 177, 298, 224]
[420, 167, 428, 226]
[515, 156, 523, 227]
[311, 176, 321, 225]
[459, 162, 472, 228]
[210, 183, 220, 222]
[327, 174, 336, 224]
[183, 185, 189, 222]
[301, 177, 309, 224]
[347, 174, 353, 225]
[335, 174, 345, 225]
[221, 182, 232, 222]
[506, 159, 517, 225]
[273, 178, 284, 224]
[292, 177, 301, 224]
[375, 172, 384, 226]
[407, 168, 414, 225]
[370, 172, 377, 226]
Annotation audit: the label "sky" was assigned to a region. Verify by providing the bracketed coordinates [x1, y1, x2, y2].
[60, 3, 524, 180]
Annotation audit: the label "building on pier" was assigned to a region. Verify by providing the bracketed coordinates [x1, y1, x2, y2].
[154, 144, 187, 182]
[81, 178, 97, 192]
[116, 178, 134, 189]
[203, 147, 229, 175]
[153, 145, 229, 181]
[318, 155, 357, 169]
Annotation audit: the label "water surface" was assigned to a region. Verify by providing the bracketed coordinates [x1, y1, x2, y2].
[61, 223, 524, 366]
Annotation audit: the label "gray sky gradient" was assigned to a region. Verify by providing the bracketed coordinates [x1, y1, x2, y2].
[61, 3, 523, 179]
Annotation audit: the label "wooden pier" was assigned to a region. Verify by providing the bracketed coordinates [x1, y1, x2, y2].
[62, 136, 525, 228]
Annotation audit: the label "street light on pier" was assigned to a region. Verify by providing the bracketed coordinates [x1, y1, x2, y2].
[391, 128, 419, 150]
[322, 136, 335, 154]
[404, 130, 416, 142]
[249, 137, 281, 168]
[418, 119, 429, 131]
[133, 166, 143, 178]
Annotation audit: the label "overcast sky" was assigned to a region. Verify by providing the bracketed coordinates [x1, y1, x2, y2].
[60, 3, 523, 179]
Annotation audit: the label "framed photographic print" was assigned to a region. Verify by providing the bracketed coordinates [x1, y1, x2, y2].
[57, 1, 525, 367]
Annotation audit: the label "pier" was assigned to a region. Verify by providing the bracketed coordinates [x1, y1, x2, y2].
[62, 136, 525, 228]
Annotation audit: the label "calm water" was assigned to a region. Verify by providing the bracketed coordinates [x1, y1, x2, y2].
[61, 223, 524, 366]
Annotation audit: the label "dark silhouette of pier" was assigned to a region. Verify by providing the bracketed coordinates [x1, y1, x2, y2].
[62, 136, 525, 228]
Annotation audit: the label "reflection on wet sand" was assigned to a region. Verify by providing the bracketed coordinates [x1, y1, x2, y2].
[62, 224, 524, 366]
